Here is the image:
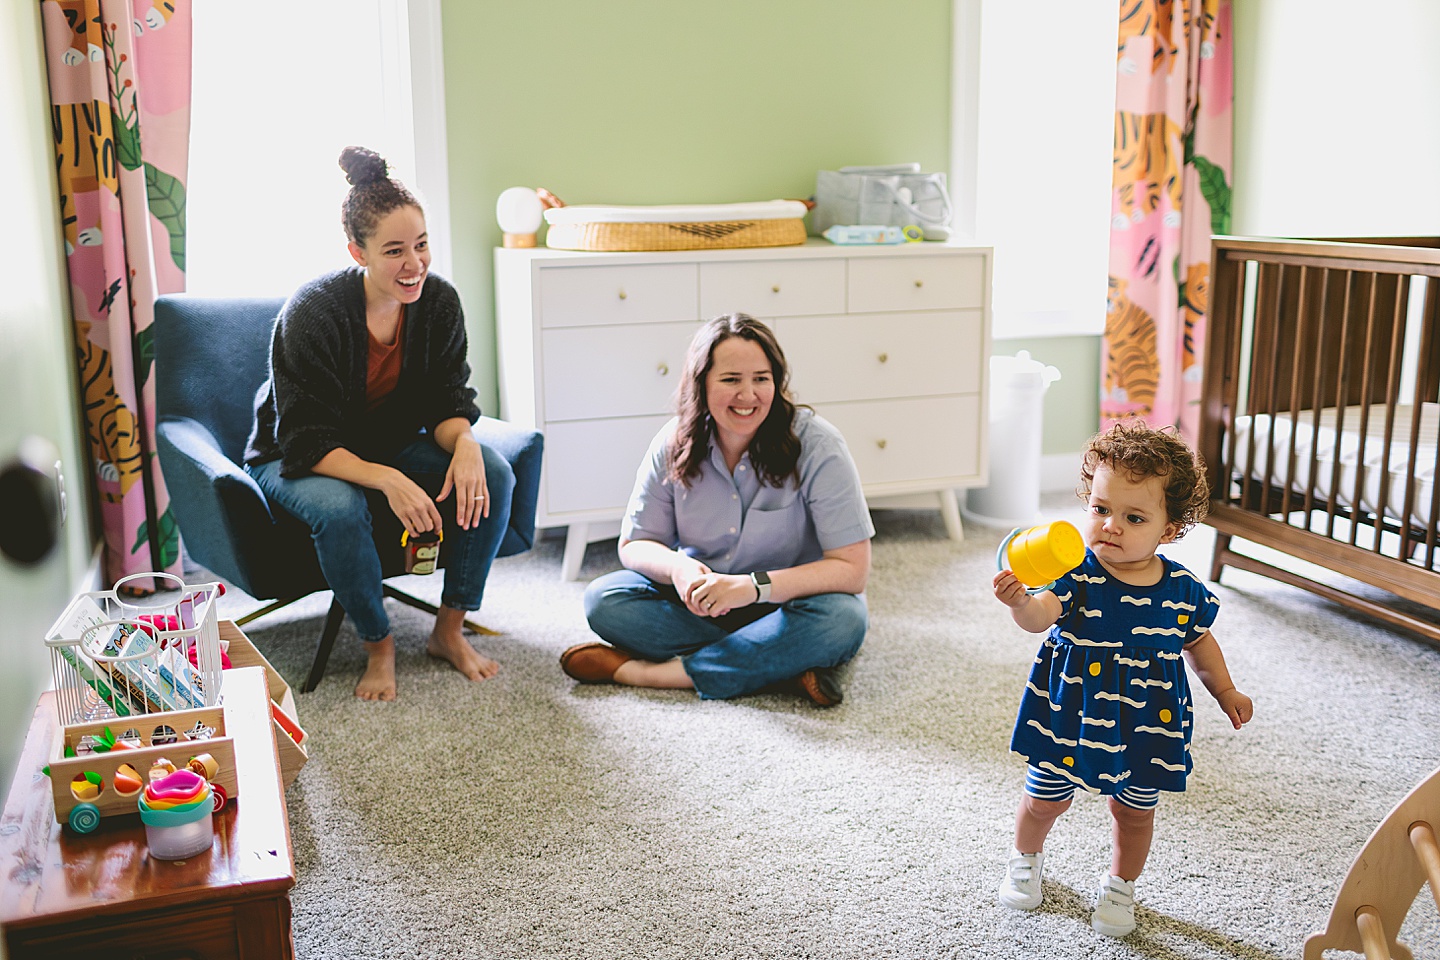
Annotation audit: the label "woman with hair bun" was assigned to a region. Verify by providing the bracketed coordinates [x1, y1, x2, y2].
[244, 146, 513, 701]
[564, 314, 874, 706]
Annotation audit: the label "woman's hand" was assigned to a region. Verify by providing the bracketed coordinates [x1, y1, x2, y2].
[686, 572, 757, 618]
[436, 434, 488, 530]
[380, 469, 444, 537]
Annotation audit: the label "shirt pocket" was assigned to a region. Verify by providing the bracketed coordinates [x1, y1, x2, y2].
[737, 498, 810, 572]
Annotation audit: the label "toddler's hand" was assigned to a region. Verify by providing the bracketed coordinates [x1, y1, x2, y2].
[993, 570, 1031, 610]
[1216, 688, 1254, 730]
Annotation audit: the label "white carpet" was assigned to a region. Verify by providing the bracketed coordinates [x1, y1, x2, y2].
[209, 502, 1440, 959]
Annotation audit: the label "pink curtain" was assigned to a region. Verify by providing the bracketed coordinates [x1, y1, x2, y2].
[1103, 0, 1233, 440]
[39, 0, 191, 589]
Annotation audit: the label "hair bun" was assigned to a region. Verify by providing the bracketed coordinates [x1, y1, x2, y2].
[338, 146, 389, 187]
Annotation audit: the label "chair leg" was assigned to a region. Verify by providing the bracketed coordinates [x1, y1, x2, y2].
[382, 584, 500, 636]
[301, 598, 347, 694]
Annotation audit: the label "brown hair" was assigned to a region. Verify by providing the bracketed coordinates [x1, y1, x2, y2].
[1078, 419, 1210, 537]
[668, 314, 802, 488]
[337, 146, 421, 247]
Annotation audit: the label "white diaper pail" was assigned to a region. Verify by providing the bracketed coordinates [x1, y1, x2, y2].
[965, 351, 1062, 526]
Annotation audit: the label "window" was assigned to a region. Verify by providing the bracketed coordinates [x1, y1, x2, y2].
[953, 0, 1116, 339]
[186, 0, 449, 296]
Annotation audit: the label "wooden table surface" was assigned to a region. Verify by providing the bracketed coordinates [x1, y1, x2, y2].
[0, 666, 295, 950]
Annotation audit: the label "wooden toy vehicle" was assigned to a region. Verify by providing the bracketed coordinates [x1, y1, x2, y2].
[46, 705, 237, 834]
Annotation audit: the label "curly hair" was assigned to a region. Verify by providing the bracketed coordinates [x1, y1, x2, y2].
[1078, 419, 1210, 538]
[337, 146, 422, 248]
[668, 314, 802, 488]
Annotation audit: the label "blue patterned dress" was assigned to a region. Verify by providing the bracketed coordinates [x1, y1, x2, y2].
[1009, 550, 1219, 794]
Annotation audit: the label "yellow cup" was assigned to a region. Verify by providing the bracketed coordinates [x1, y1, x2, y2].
[999, 520, 1085, 589]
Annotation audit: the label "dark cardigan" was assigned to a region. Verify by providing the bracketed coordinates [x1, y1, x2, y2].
[244, 267, 480, 476]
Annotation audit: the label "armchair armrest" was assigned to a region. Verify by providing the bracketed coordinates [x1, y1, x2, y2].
[472, 416, 543, 557]
[156, 417, 282, 595]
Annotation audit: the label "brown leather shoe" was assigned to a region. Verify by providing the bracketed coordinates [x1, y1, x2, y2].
[797, 667, 843, 707]
[560, 642, 633, 683]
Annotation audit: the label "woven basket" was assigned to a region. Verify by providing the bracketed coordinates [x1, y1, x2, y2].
[546, 217, 807, 252]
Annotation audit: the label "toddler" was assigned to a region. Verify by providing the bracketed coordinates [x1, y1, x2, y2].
[991, 421, 1253, 937]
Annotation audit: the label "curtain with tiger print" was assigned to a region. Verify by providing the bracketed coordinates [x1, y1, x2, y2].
[1104, 0, 1232, 440]
[38, 0, 188, 590]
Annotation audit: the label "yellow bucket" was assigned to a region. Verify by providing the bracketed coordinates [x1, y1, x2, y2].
[999, 520, 1085, 590]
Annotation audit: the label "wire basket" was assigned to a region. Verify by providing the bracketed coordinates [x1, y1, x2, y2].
[44, 573, 225, 727]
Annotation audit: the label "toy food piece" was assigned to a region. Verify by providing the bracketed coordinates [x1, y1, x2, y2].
[1000, 520, 1086, 590]
[71, 776, 101, 801]
[114, 764, 144, 795]
[187, 753, 219, 779]
[148, 758, 178, 782]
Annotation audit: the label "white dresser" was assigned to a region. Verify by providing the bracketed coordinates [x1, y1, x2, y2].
[494, 239, 992, 579]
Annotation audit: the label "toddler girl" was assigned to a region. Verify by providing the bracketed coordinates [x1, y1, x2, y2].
[991, 420, 1253, 937]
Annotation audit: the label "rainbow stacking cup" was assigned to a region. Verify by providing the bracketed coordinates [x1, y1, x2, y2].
[998, 520, 1085, 592]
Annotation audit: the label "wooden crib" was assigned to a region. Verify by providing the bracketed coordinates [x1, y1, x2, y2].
[1198, 236, 1440, 646]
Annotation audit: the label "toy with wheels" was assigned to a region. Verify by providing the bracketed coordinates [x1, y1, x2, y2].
[998, 520, 1085, 593]
[43, 705, 237, 833]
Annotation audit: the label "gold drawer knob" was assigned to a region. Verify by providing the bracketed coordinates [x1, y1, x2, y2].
[658, 362, 669, 376]
[618, 289, 628, 300]
[876, 439, 888, 450]
[913, 279, 924, 288]
[771, 285, 781, 293]
[878, 352, 888, 364]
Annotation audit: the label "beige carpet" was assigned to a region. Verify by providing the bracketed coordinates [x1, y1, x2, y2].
[206, 501, 1440, 959]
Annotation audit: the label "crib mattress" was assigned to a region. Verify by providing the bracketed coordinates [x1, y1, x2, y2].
[1229, 402, 1440, 528]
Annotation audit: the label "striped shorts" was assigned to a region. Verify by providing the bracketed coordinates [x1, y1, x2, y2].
[1025, 766, 1161, 811]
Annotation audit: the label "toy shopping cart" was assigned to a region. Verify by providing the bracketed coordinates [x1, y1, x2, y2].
[44, 572, 225, 727]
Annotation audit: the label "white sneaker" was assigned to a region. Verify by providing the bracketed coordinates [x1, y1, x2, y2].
[997, 849, 1045, 910]
[1091, 874, 1136, 936]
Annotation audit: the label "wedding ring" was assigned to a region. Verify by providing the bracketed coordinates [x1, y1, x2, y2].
[472, 495, 485, 500]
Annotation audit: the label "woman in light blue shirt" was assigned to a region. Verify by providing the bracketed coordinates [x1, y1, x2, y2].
[563, 314, 874, 705]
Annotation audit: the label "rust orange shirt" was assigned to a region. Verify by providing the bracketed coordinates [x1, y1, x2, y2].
[366, 315, 405, 411]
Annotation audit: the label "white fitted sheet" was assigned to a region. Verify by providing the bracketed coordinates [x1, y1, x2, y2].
[1229, 402, 1440, 529]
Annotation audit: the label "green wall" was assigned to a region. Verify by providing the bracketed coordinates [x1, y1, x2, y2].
[441, 0, 953, 415]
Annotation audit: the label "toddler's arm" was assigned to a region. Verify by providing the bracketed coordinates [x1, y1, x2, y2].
[1182, 631, 1254, 729]
[992, 570, 1062, 633]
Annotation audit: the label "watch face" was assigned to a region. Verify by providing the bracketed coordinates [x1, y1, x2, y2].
[754, 571, 771, 585]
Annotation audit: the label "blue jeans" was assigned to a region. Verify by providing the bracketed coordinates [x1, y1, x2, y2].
[246, 435, 514, 642]
[582, 569, 868, 700]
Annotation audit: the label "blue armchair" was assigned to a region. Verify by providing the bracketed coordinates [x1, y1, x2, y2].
[153, 295, 543, 692]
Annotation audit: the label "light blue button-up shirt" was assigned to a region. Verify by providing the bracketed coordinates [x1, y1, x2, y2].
[622, 409, 875, 575]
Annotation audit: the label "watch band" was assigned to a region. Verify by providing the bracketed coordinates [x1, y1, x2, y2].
[751, 570, 772, 603]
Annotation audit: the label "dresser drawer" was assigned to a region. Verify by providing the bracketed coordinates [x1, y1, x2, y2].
[847, 254, 986, 314]
[777, 311, 983, 404]
[538, 263, 698, 328]
[541, 322, 696, 421]
[699, 259, 846, 319]
[816, 396, 981, 486]
[543, 416, 670, 515]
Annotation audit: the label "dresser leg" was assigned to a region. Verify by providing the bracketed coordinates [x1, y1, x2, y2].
[561, 523, 589, 581]
[939, 489, 964, 542]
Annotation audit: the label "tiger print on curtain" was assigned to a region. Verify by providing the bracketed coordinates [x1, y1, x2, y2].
[38, 0, 190, 590]
[1103, 0, 1232, 440]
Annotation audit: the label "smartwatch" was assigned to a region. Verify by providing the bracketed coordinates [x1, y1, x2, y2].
[750, 570, 772, 603]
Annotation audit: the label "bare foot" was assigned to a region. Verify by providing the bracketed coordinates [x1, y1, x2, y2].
[427, 606, 500, 681]
[356, 636, 398, 701]
[426, 631, 499, 680]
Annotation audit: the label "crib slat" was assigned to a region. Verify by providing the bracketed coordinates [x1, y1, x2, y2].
[1350, 274, 1380, 548]
[1280, 266, 1311, 524]
[1326, 270, 1356, 539]
[1303, 268, 1333, 519]
[1375, 275, 1408, 557]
